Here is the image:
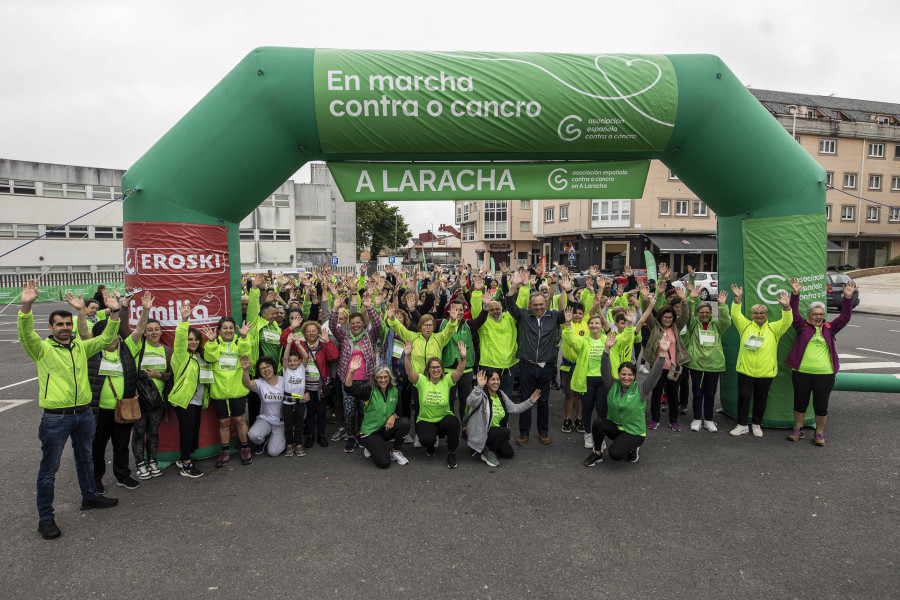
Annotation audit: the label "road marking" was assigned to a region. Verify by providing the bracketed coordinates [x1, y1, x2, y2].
[857, 348, 900, 358]
[844, 324, 860, 328]
[0, 377, 38, 391]
[890, 330, 900, 333]
[0, 399, 32, 413]
[866, 317, 900, 323]
[840, 362, 900, 371]
[838, 354, 865, 359]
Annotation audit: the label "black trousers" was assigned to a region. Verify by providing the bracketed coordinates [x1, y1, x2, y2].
[791, 371, 835, 417]
[592, 418, 644, 461]
[650, 370, 680, 424]
[303, 390, 327, 439]
[417, 415, 460, 453]
[247, 390, 261, 427]
[283, 402, 306, 446]
[359, 418, 411, 468]
[737, 373, 774, 426]
[582, 376, 608, 431]
[448, 372, 474, 421]
[679, 367, 691, 408]
[485, 426, 514, 459]
[93, 408, 133, 483]
[173, 404, 202, 462]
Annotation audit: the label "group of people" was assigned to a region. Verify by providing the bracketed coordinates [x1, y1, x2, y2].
[18, 260, 856, 539]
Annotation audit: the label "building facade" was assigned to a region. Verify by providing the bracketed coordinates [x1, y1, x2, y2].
[0, 159, 356, 277]
[455, 90, 899, 274]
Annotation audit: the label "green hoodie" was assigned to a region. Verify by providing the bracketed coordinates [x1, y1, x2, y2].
[731, 301, 792, 378]
[203, 335, 253, 400]
[168, 321, 211, 409]
[18, 310, 119, 409]
[684, 295, 732, 372]
[387, 316, 457, 374]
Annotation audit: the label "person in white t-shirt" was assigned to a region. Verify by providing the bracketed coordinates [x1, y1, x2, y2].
[281, 333, 309, 456]
[241, 355, 287, 456]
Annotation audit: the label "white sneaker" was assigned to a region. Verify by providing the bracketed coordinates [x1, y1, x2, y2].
[751, 424, 763, 438]
[600, 439, 607, 454]
[391, 450, 409, 466]
[705, 421, 718, 433]
[413, 435, 422, 448]
[730, 425, 750, 436]
[135, 461, 151, 480]
[639, 364, 650, 374]
[690, 419, 702, 432]
[363, 448, 371, 458]
[583, 433, 594, 448]
[403, 433, 414, 444]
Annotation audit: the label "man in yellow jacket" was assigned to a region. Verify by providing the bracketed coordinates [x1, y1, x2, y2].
[729, 284, 792, 437]
[18, 280, 121, 540]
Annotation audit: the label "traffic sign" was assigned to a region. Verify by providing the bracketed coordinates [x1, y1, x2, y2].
[568, 252, 576, 262]
[388, 257, 396, 264]
[330, 257, 339, 265]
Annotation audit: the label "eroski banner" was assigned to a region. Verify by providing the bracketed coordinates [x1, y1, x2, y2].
[122, 222, 230, 346]
[314, 50, 678, 155]
[328, 160, 650, 201]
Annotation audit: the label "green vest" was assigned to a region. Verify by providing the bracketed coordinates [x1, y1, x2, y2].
[606, 381, 646, 436]
[360, 385, 400, 435]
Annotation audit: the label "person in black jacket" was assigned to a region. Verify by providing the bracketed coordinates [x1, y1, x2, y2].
[87, 307, 147, 492]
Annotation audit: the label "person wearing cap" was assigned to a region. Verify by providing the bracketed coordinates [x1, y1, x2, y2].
[18, 281, 121, 540]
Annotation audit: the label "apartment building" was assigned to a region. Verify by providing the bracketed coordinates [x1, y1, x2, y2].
[455, 89, 899, 274]
[0, 159, 355, 278]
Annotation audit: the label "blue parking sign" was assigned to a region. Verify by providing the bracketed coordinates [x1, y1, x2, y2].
[388, 257, 396, 264]
[331, 257, 339, 265]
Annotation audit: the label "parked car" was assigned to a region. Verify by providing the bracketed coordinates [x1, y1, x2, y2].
[826, 272, 860, 310]
[672, 271, 719, 300]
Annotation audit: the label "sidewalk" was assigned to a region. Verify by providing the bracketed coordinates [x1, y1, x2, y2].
[852, 272, 900, 316]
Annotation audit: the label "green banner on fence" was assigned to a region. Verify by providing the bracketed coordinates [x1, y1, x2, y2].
[328, 160, 650, 201]
[314, 49, 678, 155]
[0, 282, 125, 304]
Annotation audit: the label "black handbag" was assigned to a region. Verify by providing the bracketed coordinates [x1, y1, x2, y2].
[136, 341, 164, 411]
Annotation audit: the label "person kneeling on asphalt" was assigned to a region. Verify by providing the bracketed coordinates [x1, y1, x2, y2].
[584, 332, 670, 467]
[465, 369, 539, 467]
[18, 280, 121, 540]
[344, 356, 411, 468]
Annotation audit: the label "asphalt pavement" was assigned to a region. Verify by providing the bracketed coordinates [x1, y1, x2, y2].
[0, 302, 897, 599]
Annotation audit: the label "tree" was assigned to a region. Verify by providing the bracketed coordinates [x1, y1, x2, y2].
[356, 201, 412, 262]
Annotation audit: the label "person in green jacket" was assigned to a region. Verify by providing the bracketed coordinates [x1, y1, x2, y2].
[19, 280, 120, 540]
[169, 301, 212, 478]
[684, 287, 731, 432]
[202, 317, 254, 467]
[469, 289, 518, 403]
[344, 355, 410, 468]
[729, 284, 792, 437]
[583, 332, 670, 467]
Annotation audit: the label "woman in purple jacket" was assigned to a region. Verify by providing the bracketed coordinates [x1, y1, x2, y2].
[785, 277, 856, 447]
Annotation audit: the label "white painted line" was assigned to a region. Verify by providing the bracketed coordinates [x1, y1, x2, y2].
[837, 354, 865, 359]
[839, 362, 900, 371]
[844, 324, 860, 328]
[890, 330, 900, 333]
[866, 317, 900, 323]
[0, 377, 38, 391]
[857, 347, 900, 358]
[0, 399, 32, 413]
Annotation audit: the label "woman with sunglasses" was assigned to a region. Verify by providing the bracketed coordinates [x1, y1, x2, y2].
[785, 277, 856, 446]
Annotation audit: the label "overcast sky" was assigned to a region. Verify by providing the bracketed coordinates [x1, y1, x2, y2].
[1, 0, 896, 237]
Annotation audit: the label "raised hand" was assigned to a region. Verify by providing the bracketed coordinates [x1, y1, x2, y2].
[286, 332, 295, 347]
[624, 264, 633, 277]
[476, 369, 487, 387]
[103, 289, 120, 311]
[624, 308, 635, 323]
[658, 335, 671, 355]
[179, 301, 192, 322]
[675, 286, 686, 300]
[778, 290, 790, 308]
[687, 265, 696, 277]
[240, 355, 251, 370]
[499, 262, 509, 275]
[200, 326, 217, 341]
[730, 284, 743, 303]
[361, 292, 373, 310]
[385, 303, 396, 320]
[140, 291, 154, 311]
[252, 273, 265, 289]
[402, 339, 413, 356]
[717, 290, 728, 304]
[790, 277, 802, 294]
[237, 320, 252, 337]
[457, 340, 467, 360]
[289, 312, 303, 329]
[689, 283, 701, 299]
[605, 331, 618, 350]
[349, 355, 363, 372]
[558, 275, 572, 292]
[65, 292, 85, 311]
[564, 306, 574, 323]
[843, 281, 857, 298]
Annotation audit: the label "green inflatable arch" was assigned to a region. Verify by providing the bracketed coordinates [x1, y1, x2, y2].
[123, 47, 853, 436]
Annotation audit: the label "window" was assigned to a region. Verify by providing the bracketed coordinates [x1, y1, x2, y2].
[239, 229, 256, 241]
[459, 223, 475, 241]
[0, 179, 9, 193]
[591, 199, 631, 227]
[0, 224, 13, 238]
[91, 185, 121, 200]
[93, 226, 116, 239]
[668, 170, 679, 180]
[659, 199, 671, 216]
[819, 138, 836, 154]
[806, 109, 815, 119]
[68, 225, 89, 238]
[869, 175, 882, 190]
[16, 224, 39, 238]
[295, 215, 326, 221]
[841, 206, 855, 221]
[520, 220, 531, 231]
[520, 200, 530, 209]
[41, 183, 86, 198]
[44, 225, 67, 239]
[8, 180, 36, 195]
[560, 205, 569, 221]
[825, 172, 834, 187]
[275, 230, 291, 241]
[794, 135, 801, 144]
[866, 207, 880, 222]
[869, 143, 885, 158]
[261, 194, 290, 208]
[693, 201, 708, 216]
[889, 208, 900, 222]
[455, 204, 462, 224]
[675, 200, 689, 216]
[895, 144, 900, 159]
[825, 204, 832, 221]
[483, 200, 507, 239]
[42, 183, 63, 197]
[893, 176, 900, 191]
[462, 202, 470, 222]
[66, 184, 86, 199]
[843, 173, 857, 189]
[544, 207, 554, 223]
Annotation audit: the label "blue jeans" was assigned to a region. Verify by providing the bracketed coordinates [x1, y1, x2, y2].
[517, 362, 552, 435]
[37, 410, 98, 520]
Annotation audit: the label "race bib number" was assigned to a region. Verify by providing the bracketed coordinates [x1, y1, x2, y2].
[699, 331, 716, 346]
[218, 353, 238, 371]
[198, 360, 214, 384]
[262, 329, 280, 344]
[98, 357, 123, 377]
[306, 363, 320, 380]
[743, 335, 763, 351]
[141, 354, 167, 371]
[391, 343, 403, 359]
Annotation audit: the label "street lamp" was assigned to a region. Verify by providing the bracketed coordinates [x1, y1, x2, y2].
[786, 104, 798, 141]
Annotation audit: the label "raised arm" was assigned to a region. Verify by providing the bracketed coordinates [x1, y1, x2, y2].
[17, 280, 46, 362]
[449, 341, 467, 384]
[240, 355, 258, 393]
[402, 339, 419, 384]
[130, 291, 154, 344]
[830, 281, 855, 334]
[789, 277, 805, 331]
[64, 292, 93, 340]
